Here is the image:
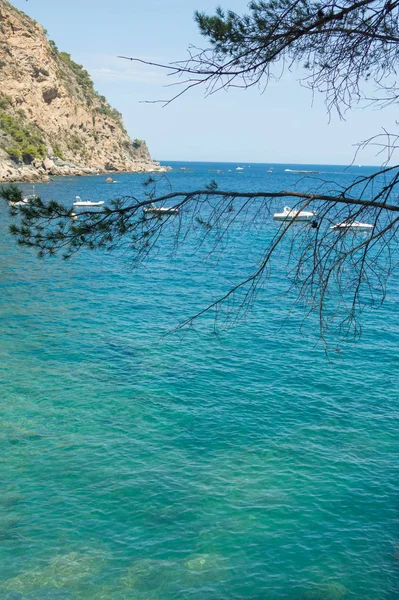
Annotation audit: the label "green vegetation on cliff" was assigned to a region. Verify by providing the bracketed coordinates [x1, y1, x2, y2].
[94, 96, 123, 124]
[0, 110, 46, 163]
[48, 40, 124, 129]
[58, 51, 95, 102]
[0, 94, 12, 110]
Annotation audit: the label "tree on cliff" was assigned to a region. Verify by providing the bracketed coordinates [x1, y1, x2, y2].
[3, 0, 399, 346]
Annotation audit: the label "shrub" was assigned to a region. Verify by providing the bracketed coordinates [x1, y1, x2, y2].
[5, 146, 22, 161]
[95, 103, 123, 123]
[67, 135, 84, 153]
[0, 94, 12, 110]
[49, 40, 58, 53]
[21, 143, 44, 163]
[0, 110, 46, 161]
[58, 52, 95, 100]
[52, 144, 66, 160]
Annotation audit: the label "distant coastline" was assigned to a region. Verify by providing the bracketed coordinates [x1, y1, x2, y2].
[158, 159, 381, 169]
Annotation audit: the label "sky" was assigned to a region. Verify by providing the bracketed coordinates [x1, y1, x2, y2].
[11, 0, 399, 165]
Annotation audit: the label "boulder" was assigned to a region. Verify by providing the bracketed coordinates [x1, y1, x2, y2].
[42, 157, 55, 171]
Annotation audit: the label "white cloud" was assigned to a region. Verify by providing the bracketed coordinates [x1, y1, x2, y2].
[76, 52, 169, 85]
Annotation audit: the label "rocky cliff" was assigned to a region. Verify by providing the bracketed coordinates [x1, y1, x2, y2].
[0, 0, 165, 182]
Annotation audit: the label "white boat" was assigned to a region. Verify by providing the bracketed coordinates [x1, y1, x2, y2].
[11, 197, 33, 207]
[73, 196, 104, 207]
[11, 188, 39, 206]
[236, 167, 244, 171]
[331, 221, 373, 231]
[144, 203, 179, 215]
[273, 206, 317, 222]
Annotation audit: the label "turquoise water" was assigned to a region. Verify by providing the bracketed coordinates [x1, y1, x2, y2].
[0, 162, 398, 599]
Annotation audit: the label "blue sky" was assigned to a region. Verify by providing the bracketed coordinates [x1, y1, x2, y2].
[12, 0, 399, 165]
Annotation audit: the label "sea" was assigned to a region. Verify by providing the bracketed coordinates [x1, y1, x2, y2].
[0, 161, 398, 600]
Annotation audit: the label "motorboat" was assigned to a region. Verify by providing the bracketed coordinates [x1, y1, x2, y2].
[11, 197, 33, 207]
[273, 206, 317, 222]
[331, 221, 374, 231]
[73, 196, 104, 207]
[144, 203, 179, 215]
[11, 188, 39, 206]
[236, 167, 244, 171]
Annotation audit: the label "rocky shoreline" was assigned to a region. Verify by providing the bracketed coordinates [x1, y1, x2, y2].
[0, 157, 169, 183]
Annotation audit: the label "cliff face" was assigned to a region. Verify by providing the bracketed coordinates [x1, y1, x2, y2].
[0, 0, 165, 182]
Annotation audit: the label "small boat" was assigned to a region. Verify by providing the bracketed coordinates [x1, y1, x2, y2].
[11, 199, 30, 206]
[267, 168, 273, 173]
[11, 187, 39, 206]
[144, 203, 179, 215]
[73, 196, 104, 207]
[236, 167, 244, 171]
[331, 221, 373, 231]
[273, 206, 317, 222]
[11, 197, 34, 207]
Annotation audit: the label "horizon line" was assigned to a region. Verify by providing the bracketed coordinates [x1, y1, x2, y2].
[156, 159, 383, 168]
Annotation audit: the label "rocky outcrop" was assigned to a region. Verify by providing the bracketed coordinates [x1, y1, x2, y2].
[0, 0, 166, 182]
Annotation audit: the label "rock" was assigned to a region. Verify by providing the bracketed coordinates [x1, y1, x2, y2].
[42, 86, 59, 104]
[105, 177, 114, 183]
[32, 66, 49, 80]
[0, 2, 169, 183]
[42, 158, 55, 171]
